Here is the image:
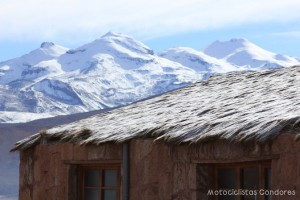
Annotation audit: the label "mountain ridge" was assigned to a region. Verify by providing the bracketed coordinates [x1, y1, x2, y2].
[0, 32, 299, 123]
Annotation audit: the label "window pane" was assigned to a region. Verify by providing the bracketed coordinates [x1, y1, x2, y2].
[264, 168, 271, 189]
[218, 168, 237, 189]
[85, 170, 99, 187]
[102, 189, 117, 200]
[264, 168, 272, 200]
[241, 168, 259, 200]
[103, 170, 117, 187]
[242, 168, 259, 189]
[84, 188, 99, 200]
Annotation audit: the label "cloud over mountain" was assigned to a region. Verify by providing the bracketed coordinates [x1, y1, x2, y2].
[0, 0, 300, 41]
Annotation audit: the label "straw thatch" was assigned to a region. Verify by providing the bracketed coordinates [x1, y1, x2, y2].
[13, 66, 300, 151]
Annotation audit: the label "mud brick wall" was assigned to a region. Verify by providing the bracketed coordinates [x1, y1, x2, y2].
[19, 135, 300, 200]
[129, 135, 300, 200]
[129, 140, 173, 200]
[271, 134, 300, 200]
[19, 143, 122, 200]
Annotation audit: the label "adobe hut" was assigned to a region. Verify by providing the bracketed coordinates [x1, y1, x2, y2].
[13, 66, 300, 200]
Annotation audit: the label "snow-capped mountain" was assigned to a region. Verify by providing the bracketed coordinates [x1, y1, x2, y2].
[59, 31, 155, 71]
[0, 33, 299, 123]
[0, 32, 200, 122]
[0, 42, 68, 84]
[204, 38, 300, 69]
[159, 47, 244, 80]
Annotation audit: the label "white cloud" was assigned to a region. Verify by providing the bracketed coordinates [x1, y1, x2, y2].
[0, 0, 300, 43]
[271, 31, 300, 38]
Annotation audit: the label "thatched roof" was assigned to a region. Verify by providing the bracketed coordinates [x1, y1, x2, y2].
[13, 66, 300, 151]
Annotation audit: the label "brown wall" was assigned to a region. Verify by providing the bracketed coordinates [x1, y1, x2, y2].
[271, 134, 300, 200]
[19, 134, 300, 200]
[19, 143, 122, 200]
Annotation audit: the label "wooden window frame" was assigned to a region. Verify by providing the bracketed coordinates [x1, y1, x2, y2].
[78, 163, 121, 200]
[213, 161, 271, 200]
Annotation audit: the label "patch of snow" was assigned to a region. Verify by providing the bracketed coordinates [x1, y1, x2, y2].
[0, 111, 54, 123]
[0, 65, 10, 71]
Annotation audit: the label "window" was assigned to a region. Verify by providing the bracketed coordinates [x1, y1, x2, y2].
[214, 161, 271, 200]
[79, 165, 120, 200]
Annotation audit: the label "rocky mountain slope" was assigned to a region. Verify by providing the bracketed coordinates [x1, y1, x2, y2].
[0, 33, 299, 123]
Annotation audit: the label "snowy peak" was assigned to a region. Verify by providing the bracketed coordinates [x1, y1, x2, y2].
[159, 47, 238, 75]
[101, 31, 126, 38]
[79, 32, 153, 54]
[203, 38, 251, 59]
[0, 42, 68, 84]
[204, 38, 300, 69]
[40, 42, 55, 48]
[159, 47, 213, 72]
[60, 32, 155, 71]
[99, 31, 154, 55]
[18, 42, 68, 64]
[2, 42, 68, 65]
[229, 38, 248, 43]
[36, 42, 69, 58]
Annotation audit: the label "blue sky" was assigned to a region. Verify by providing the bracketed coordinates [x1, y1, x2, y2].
[0, 0, 300, 61]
